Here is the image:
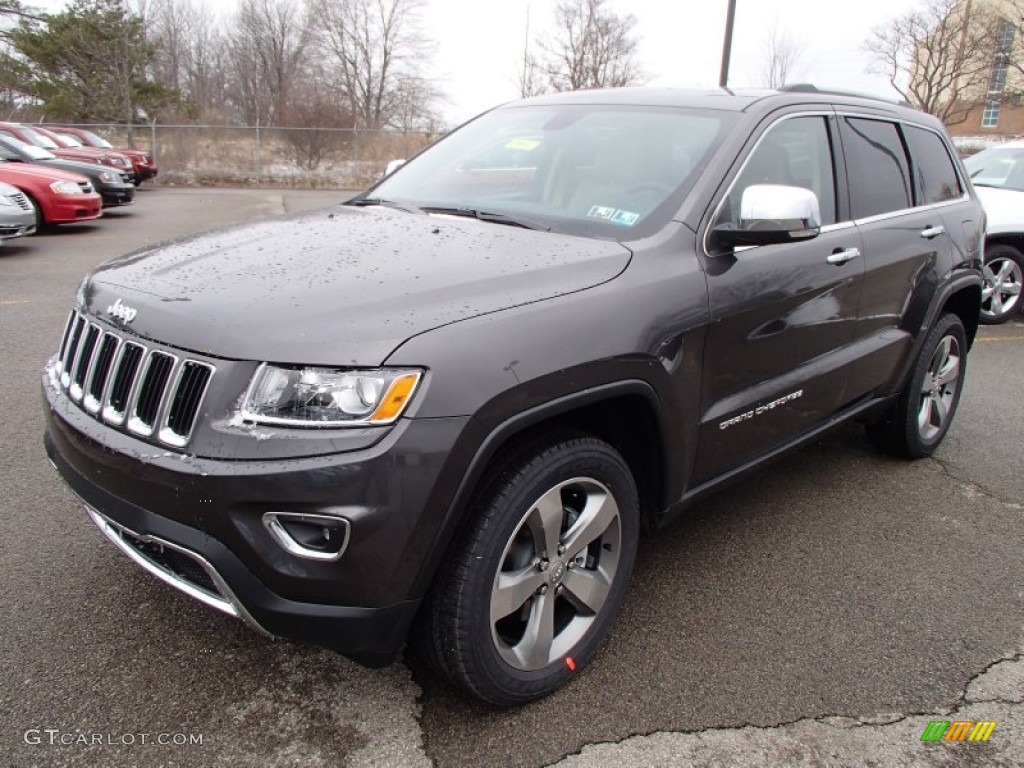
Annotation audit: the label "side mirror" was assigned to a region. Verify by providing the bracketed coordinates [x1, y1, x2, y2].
[385, 158, 406, 176]
[713, 184, 821, 248]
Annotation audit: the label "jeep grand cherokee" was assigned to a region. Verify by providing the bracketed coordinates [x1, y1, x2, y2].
[43, 87, 984, 705]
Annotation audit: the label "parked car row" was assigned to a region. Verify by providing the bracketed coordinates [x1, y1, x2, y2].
[0, 123, 158, 186]
[0, 125, 154, 249]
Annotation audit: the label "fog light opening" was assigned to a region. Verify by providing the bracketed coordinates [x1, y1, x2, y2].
[262, 512, 351, 562]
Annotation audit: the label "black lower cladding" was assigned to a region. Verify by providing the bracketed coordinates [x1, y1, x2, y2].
[44, 433, 420, 668]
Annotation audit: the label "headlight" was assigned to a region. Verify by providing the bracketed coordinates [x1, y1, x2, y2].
[49, 180, 82, 195]
[240, 364, 423, 426]
[98, 171, 117, 183]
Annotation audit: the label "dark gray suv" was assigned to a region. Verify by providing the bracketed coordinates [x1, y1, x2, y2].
[43, 87, 984, 705]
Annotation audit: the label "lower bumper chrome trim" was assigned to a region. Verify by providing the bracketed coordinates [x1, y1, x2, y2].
[83, 504, 273, 638]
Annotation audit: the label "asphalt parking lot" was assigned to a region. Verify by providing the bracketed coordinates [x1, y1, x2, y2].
[2, 187, 1022, 767]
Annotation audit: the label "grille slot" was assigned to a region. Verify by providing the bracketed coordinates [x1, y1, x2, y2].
[60, 314, 86, 387]
[105, 343, 145, 424]
[128, 351, 176, 435]
[70, 324, 101, 400]
[161, 362, 214, 446]
[51, 312, 216, 448]
[84, 333, 120, 413]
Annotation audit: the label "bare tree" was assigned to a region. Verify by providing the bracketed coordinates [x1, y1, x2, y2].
[309, 0, 438, 130]
[865, 0, 997, 125]
[144, 0, 230, 119]
[759, 19, 806, 89]
[226, 0, 313, 125]
[540, 0, 643, 92]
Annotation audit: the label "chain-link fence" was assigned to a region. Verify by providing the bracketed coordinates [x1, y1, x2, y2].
[50, 124, 439, 189]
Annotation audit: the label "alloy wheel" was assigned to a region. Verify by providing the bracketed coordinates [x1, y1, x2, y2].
[490, 477, 622, 671]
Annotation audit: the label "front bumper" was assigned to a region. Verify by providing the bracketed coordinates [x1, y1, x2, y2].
[0, 208, 35, 239]
[47, 194, 102, 223]
[43, 371, 474, 666]
[98, 184, 135, 207]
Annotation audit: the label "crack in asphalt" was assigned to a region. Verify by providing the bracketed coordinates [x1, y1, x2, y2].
[929, 453, 1017, 508]
[546, 646, 1024, 766]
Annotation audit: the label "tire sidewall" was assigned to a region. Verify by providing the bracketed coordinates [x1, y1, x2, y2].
[900, 314, 967, 457]
[458, 440, 639, 703]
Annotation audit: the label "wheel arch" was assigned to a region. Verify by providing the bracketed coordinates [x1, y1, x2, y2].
[407, 380, 671, 601]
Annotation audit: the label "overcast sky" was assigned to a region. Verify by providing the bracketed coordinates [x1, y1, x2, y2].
[425, 0, 924, 124]
[35, 0, 926, 125]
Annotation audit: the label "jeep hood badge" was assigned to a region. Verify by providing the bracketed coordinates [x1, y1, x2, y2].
[106, 298, 138, 324]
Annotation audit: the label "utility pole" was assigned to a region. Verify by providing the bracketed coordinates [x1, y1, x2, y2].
[719, 0, 737, 88]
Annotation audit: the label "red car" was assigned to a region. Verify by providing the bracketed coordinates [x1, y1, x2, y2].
[46, 125, 157, 185]
[0, 160, 102, 228]
[0, 122, 136, 182]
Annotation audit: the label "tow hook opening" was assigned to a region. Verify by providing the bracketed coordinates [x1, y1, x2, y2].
[262, 512, 351, 562]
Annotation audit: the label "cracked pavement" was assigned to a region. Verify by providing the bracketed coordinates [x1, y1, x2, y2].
[2, 189, 1021, 767]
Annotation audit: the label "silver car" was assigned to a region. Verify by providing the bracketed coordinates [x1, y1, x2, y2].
[0, 181, 36, 244]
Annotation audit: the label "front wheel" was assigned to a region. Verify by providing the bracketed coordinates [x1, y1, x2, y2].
[867, 313, 967, 458]
[413, 432, 639, 705]
[980, 244, 1023, 324]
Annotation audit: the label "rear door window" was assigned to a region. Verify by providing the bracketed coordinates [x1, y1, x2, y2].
[840, 118, 912, 219]
[902, 125, 963, 204]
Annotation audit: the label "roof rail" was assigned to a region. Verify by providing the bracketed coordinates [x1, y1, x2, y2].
[779, 83, 912, 108]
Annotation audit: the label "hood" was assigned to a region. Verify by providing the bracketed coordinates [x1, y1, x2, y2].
[975, 186, 1024, 235]
[82, 205, 632, 365]
[0, 162, 91, 184]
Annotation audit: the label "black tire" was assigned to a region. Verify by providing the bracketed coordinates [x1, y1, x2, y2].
[412, 431, 639, 705]
[867, 313, 967, 458]
[980, 244, 1024, 324]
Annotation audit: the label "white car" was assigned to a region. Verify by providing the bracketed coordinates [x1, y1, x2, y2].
[0, 180, 36, 245]
[964, 142, 1024, 324]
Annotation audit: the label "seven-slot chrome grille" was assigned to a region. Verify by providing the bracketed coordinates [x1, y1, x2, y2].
[52, 309, 214, 448]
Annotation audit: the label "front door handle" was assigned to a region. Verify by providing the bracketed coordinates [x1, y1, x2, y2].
[827, 247, 860, 265]
[920, 225, 946, 239]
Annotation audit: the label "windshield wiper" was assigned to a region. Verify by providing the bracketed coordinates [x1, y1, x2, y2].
[420, 206, 550, 231]
[346, 197, 424, 214]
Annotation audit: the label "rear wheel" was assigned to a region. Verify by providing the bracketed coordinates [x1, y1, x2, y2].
[980, 244, 1023, 324]
[412, 432, 639, 705]
[867, 313, 967, 458]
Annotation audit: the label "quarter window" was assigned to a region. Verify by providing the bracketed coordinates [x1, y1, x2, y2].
[841, 118, 912, 219]
[903, 126, 962, 204]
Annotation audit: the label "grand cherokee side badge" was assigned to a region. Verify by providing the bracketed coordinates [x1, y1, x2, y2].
[106, 298, 138, 324]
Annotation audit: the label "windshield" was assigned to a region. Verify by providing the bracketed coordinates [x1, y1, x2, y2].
[366, 104, 736, 239]
[964, 147, 1024, 191]
[17, 125, 60, 150]
[4, 136, 55, 160]
[53, 133, 83, 147]
[80, 130, 112, 148]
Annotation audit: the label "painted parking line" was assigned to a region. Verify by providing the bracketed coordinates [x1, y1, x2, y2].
[0, 300, 30, 306]
[975, 336, 1024, 343]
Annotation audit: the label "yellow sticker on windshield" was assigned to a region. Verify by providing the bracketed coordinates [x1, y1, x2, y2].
[505, 138, 541, 151]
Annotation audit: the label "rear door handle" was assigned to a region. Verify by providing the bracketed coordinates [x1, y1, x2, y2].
[827, 248, 860, 265]
[920, 225, 946, 239]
